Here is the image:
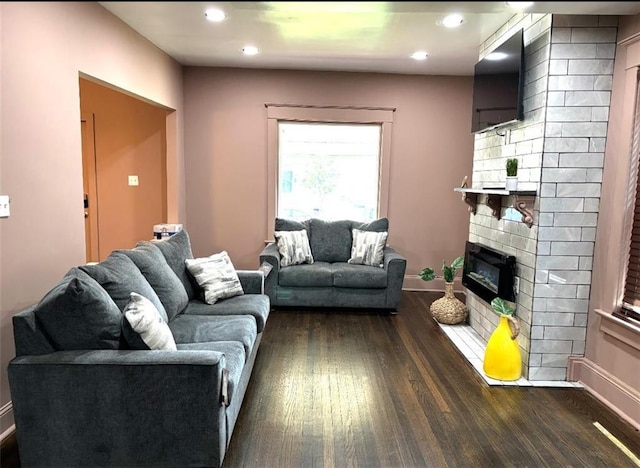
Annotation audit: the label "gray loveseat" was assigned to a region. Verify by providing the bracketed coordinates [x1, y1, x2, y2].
[8, 230, 269, 468]
[259, 217, 407, 311]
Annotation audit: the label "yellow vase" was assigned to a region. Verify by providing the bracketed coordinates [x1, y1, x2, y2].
[483, 315, 522, 381]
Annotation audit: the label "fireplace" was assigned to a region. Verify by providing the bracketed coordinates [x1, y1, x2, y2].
[462, 241, 516, 304]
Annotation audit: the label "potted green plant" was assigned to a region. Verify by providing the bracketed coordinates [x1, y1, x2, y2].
[506, 158, 518, 191]
[419, 256, 464, 283]
[418, 256, 468, 324]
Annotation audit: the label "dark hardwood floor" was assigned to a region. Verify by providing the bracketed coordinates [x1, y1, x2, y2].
[2, 291, 639, 467]
[224, 291, 640, 467]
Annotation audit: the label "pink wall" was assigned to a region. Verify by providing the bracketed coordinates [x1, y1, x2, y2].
[183, 67, 474, 282]
[569, 15, 640, 430]
[0, 2, 184, 434]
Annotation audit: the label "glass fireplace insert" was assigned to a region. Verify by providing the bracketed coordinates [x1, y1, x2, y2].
[462, 241, 516, 304]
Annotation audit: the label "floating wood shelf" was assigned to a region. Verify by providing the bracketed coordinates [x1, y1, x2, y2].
[454, 187, 537, 228]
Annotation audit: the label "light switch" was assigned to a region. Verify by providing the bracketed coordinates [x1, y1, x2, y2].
[0, 195, 10, 218]
[128, 175, 139, 186]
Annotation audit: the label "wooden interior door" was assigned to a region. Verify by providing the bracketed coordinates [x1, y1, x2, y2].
[81, 113, 100, 262]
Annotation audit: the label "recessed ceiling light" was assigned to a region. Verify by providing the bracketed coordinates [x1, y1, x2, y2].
[411, 51, 428, 61]
[242, 46, 260, 56]
[506, 2, 534, 9]
[485, 52, 508, 61]
[205, 8, 226, 22]
[440, 14, 464, 28]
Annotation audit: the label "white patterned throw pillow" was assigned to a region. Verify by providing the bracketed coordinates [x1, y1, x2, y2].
[185, 251, 244, 304]
[123, 292, 177, 350]
[274, 230, 314, 267]
[348, 229, 388, 268]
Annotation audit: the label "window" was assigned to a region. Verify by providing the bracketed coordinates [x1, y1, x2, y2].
[277, 122, 381, 222]
[621, 69, 640, 324]
[265, 104, 395, 235]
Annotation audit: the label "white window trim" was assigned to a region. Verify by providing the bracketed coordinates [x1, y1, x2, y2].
[265, 104, 395, 238]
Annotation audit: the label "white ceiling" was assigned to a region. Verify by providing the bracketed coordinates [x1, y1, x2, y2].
[99, 2, 640, 76]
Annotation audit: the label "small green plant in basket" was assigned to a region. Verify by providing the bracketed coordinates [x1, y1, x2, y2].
[419, 256, 464, 283]
[419, 256, 467, 324]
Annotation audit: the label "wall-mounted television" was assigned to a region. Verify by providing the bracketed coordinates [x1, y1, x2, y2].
[471, 29, 525, 134]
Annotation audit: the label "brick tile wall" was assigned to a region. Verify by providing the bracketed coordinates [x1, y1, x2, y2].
[467, 14, 616, 380]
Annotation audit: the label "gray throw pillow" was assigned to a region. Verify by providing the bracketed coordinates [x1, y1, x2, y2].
[185, 251, 244, 304]
[122, 292, 177, 350]
[80, 251, 168, 322]
[148, 230, 199, 300]
[33, 268, 122, 350]
[119, 243, 189, 321]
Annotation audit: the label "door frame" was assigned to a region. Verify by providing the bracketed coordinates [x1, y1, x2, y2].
[81, 112, 100, 262]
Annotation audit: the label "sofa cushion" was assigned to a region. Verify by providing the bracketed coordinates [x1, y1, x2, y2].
[353, 217, 389, 233]
[348, 229, 388, 268]
[332, 263, 388, 288]
[80, 251, 168, 322]
[148, 230, 200, 301]
[177, 341, 245, 405]
[308, 218, 353, 263]
[182, 295, 270, 333]
[278, 262, 334, 287]
[33, 267, 122, 350]
[119, 243, 189, 321]
[122, 292, 177, 350]
[275, 217, 310, 233]
[274, 230, 314, 267]
[186, 251, 244, 305]
[168, 314, 257, 357]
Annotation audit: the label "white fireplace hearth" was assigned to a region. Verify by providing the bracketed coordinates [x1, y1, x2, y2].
[438, 321, 583, 388]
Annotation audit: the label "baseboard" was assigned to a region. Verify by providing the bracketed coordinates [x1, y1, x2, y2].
[403, 275, 465, 292]
[0, 424, 15, 443]
[0, 401, 15, 442]
[568, 356, 640, 431]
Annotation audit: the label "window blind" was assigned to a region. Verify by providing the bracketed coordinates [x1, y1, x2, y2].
[622, 68, 640, 323]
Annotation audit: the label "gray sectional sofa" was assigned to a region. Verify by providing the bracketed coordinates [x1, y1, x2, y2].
[8, 230, 269, 468]
[260, 217, 407, 311]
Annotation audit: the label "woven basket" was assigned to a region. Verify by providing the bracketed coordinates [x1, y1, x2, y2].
[430, 282, 468, 325]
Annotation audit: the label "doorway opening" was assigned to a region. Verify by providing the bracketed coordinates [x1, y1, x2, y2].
[79, 77, 170, 262]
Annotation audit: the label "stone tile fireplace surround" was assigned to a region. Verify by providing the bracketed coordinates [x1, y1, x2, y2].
[464, 13, 616, 381]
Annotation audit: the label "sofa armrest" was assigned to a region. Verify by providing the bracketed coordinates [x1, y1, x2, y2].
[236, 270, 265, 294]
[9, 348, 225, 366]
[259, 242, 280, 268]
[383, 246, 407, 309]
[9, 349, 228, 467]
[383, 246, 407, 269]
[259, 242, 281, 300]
